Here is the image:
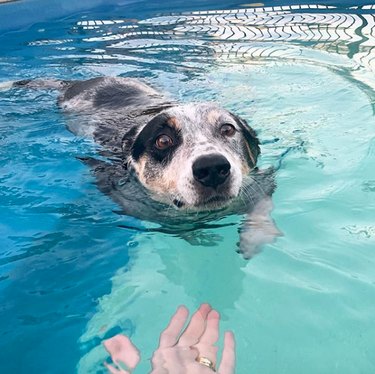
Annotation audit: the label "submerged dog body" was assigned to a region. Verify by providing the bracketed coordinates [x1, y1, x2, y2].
[13, 76, 278, 256]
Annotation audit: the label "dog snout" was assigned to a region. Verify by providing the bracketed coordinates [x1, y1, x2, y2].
[192, 154, 231, 188]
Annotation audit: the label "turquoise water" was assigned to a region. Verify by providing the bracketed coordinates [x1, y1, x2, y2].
[1, 2, 375, 373]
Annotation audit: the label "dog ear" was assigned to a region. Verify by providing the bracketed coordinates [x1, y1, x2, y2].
[232, 114, 260, 168]
[122, 126, 139, 156]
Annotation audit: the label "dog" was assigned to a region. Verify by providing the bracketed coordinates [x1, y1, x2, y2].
[10, 76, 279, 258]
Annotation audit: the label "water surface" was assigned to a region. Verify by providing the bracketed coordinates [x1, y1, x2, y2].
[0, 2, 375, 373]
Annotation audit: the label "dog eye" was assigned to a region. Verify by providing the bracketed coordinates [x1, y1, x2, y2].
[220, 123, 236, 137]
[155, 134, 173, 150]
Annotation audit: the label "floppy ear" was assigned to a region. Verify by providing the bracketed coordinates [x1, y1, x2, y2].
[122, 126, 139, 156]
[232, 114, 260, 168]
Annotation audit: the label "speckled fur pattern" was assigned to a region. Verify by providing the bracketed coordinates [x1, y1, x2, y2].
[12, 76, 278, 257]
[130, 103, 255, 209]
[54, 76, 267, 215]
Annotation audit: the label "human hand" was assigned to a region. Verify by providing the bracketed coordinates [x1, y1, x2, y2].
[150, 303, 235, 374]
[103, 304, 235, 374]
[103, 334, 140, 374]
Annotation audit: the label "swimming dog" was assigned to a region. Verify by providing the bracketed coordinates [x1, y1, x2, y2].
[11, 77, 279, 258]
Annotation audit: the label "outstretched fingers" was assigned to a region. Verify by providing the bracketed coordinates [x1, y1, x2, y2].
[193, 309, 220, 366]
[159, 305, 189, 348]
[178, 303, 212, 347]
[198, 309, 220, 346]
[218, 331, 236, 374]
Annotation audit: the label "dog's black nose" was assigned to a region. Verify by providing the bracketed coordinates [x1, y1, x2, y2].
[192, 154, 231, 188]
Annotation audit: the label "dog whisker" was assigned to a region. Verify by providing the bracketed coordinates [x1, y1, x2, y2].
[15, 76, 276, 254]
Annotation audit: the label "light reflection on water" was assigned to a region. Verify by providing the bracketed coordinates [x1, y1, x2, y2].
[0, 3, 375, 374]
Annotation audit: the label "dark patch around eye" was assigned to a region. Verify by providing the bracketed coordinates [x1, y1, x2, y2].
[131, 113, 182, 163]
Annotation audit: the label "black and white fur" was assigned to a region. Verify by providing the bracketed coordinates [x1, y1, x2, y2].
[10, 76, 279, 258]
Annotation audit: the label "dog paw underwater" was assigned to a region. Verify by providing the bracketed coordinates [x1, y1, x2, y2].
[12, 76, 280, 258]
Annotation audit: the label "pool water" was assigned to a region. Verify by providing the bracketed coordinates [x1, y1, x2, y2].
[1, 1, 375, 373]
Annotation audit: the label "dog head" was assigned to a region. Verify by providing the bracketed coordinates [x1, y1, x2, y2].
[126, 103, 260, 211]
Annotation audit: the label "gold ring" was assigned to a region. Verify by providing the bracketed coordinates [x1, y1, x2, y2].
[196, 356, 216, 371]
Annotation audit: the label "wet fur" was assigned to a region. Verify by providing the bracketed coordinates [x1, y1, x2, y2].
[13, 76, 278, 257]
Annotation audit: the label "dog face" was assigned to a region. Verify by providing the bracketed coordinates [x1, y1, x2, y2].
[127, 103, 260, 210]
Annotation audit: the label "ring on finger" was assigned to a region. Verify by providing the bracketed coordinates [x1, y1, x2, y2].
[196, 356, 216, 371]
